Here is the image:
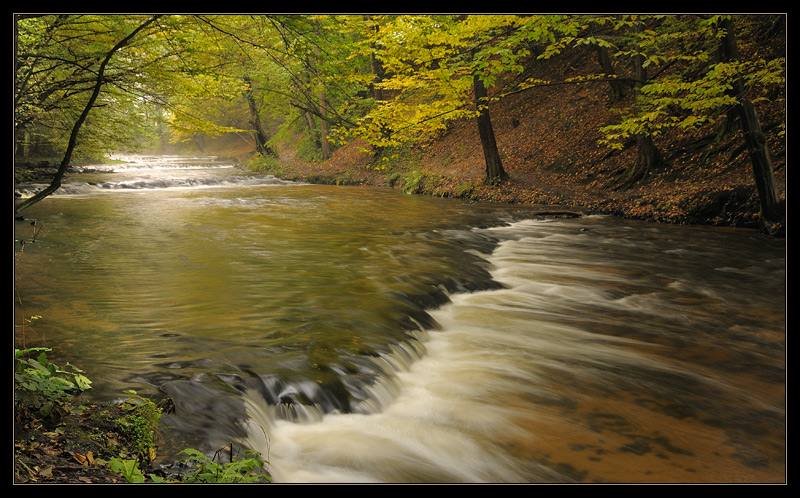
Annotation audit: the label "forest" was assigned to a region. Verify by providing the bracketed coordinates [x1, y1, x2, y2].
[14, 14, 785, 233]
[14, 14, 787, 484]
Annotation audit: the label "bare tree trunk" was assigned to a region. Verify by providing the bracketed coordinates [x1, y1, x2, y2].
[718, 17, 783, 226]
[14, 15, 162, 215]
[633, 134, 663, 182]
[473, 73, 507, 185]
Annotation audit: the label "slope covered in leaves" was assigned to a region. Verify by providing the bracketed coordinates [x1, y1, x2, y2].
[275, 19, 785, 234]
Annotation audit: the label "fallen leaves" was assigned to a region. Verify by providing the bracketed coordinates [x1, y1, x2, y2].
[72, 450, 95, 466]
[266, 39, 783, 230]
[14, 401, 144, 484]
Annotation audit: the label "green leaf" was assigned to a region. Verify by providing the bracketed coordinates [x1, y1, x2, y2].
[110, 458, 145, 483]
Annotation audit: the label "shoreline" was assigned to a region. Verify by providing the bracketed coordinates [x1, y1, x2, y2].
[257, 151, 785, 236]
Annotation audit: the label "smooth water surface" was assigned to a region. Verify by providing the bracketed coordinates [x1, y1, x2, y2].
[14, 156, 785, 483]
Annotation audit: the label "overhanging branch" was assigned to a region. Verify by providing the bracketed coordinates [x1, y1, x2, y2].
[15, 15, 163, 215]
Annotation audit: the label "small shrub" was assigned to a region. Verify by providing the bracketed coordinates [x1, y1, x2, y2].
[456, 181, 480, 198]
[109, 457, 146, 483]
[114, 391, 162, 462]
[178, 448, 271, 483]
[401, 169, 427, 194]
[247, 154, 284, 176]
[14, 347, 92, 421]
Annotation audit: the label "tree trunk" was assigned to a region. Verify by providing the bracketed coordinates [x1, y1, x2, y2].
[594, 45, 625, 103]
[318, 89, 331, 160]
[366, 15, 386, 101]
[14, 16, 20, 158]
[244, 76, 276, 158]
[633, 135, 663, 183]
[370, 52, 386, 101]
[14, 15, 161, 215]
[718, 17, 783, 226]
[304, 111, 321, 150]
[628, 23, 664, 184]
[473, 73, 507, 185]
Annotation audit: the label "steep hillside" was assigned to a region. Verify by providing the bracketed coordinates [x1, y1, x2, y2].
[273, 24, 786, 235]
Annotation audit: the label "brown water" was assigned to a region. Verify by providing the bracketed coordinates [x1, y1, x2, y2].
[14, 156, 785, 483]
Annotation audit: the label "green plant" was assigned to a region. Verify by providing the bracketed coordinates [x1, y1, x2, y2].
[294, 132, 323, 163]
[114, 390, 162, 462]
[108, 447, 271, 484]
[14, 347, 92, 420]
[335, 169, 359, 185]
[248, 154, 284, 176]
[455, 180, 479, 198]
[401, 169, 427, 194]
[109, 457, 172, 483]
[109, 457, 147, 483]
[178, 448, 271, 483]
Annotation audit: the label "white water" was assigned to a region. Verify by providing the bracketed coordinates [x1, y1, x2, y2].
[17, 154, 292, 197]
[240, 218, 786, 483]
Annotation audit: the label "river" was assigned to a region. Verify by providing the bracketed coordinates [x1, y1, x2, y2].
[14, 155, 786, 483]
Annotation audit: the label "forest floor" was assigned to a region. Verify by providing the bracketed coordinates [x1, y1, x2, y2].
[273, 93, 784, 235]
[14, 396, 164, 484]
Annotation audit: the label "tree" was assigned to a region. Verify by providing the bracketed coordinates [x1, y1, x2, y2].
[594, 41, 626, 103]
[152, 15, 268, 152]
[15, 14, 784, 227]
[15, 15, 163, 214]
[716, 16, 783, 225]
[589, 15, 783, 225]
[188, 15, 367, 162]
[350, 15, 520, 182]
[547, 15, 670, 184]
[472, 56, 506, 183]
[629, 17, 667, 184]
[244, 75, 277, 158]
[350, 15, 598, 184]
[14, 15, 207, 162]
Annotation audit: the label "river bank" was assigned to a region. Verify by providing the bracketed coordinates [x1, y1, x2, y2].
[263, 115, 784, 236]
[253, 43, 785, 237]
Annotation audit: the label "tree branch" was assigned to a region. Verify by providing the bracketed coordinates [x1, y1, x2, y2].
[15, 15, 163, 215]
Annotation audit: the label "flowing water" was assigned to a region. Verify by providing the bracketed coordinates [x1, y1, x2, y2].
[14, 155, 785, 483]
